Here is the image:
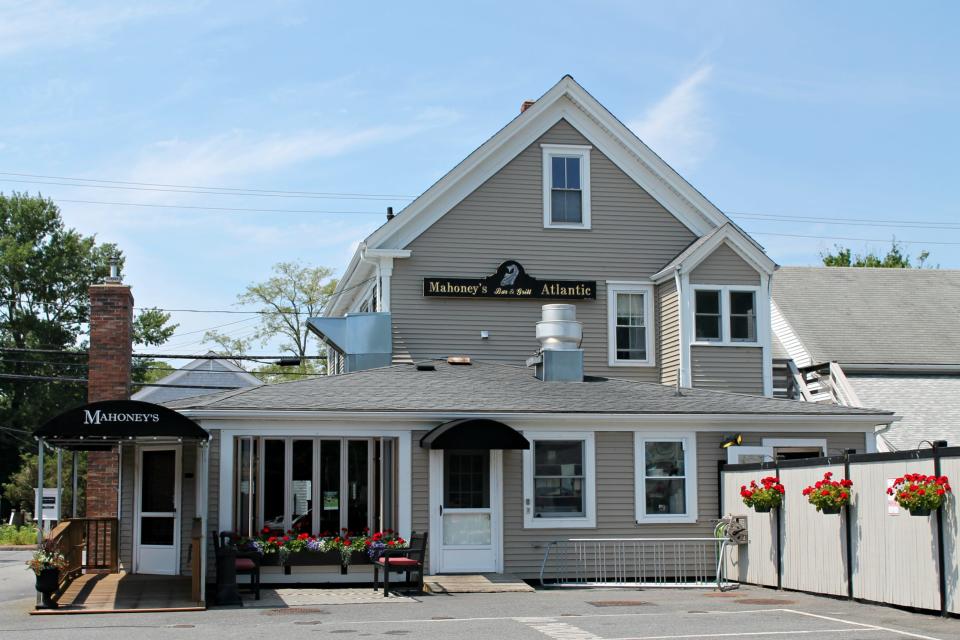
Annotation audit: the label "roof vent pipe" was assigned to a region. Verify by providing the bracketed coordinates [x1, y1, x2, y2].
[386, 206, 394, 221]
[529, 304, 584, 382]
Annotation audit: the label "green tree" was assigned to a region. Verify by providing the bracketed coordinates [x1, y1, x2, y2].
[204, 261, 337, 371]
[820, 240, 934, 268]
[0, 192, 177, 512]
[1, 451, 85, 516]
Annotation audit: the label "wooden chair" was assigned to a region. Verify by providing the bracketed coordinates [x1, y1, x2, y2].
[373, 531, 428, 597]
[212, 531, 261, 600]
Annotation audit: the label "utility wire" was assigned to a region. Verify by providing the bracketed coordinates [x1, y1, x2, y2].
[746, 231, 960, 246]
[55, 198, 388, 215]
[0, 178, 410, 201]
[0, 171, 418, 199]
[0, 348, 327, 360]
[731, 211, 960, 230]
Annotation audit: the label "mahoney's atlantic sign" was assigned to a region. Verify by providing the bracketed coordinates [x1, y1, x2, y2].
[423, 261, 596, 300]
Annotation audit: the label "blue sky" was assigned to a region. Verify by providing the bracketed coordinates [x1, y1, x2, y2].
[2, 1, 958, 354]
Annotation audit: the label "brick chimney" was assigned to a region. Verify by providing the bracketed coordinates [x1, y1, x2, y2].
[85, 261, 133, 519]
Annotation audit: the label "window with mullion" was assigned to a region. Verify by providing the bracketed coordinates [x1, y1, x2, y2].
[694, 289, 722, 341]
[643, 440, 687, 517]
[615, 292, 647, 361]
[550, 155, 582, 224]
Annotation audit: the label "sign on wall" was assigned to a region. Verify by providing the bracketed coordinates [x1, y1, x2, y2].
[423, 261, 596, 300]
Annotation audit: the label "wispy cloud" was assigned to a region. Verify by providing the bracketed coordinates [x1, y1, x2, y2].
[0, 1, 192, 58]
[124, 108, 461, 190]
[628, 66, 714, 171]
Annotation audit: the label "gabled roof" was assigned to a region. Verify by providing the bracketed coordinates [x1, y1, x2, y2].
[772, 267, 960, 367]
[164, 359, 891, 419]
[132, 352, 262, 404]
[651, 223, 777, 283]
[329, 76, 765, 315]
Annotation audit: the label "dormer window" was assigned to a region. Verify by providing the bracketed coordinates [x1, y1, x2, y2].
[542, 144, 591, 229]
[692, 286, 760, 345]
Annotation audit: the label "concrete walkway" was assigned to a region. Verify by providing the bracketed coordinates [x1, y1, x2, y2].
[425, 573, 535, 593]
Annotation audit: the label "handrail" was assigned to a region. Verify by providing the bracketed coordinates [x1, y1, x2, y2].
[828, 362, 862, 407]
[786, 359, 814, 402]
[69, 517, 119, 572]
[45, 520, 84, 590]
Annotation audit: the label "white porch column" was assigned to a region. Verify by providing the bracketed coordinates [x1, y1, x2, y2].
[397, 431, 412, 539]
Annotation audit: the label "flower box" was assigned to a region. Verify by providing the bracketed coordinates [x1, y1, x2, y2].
[910, 507, 932, 517]
[888, 473, 951, 516]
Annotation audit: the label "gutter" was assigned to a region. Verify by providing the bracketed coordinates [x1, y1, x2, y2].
[840, 363, 960, 374]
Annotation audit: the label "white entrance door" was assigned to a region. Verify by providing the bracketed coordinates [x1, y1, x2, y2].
[135, 446, 181, 575]
[430, 449, 501, 573]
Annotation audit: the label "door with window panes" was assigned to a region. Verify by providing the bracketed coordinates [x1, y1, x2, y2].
[433, 449, 501, 573]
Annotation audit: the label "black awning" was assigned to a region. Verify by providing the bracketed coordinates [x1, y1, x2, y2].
[35, 400, 209, 450]
[419, 419, 530, 450]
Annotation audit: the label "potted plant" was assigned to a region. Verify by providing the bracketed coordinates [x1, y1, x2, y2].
[740, 476, 785, 513]
[26, 541, 67, 609]
[365, 529, 408, 561]
[802, 471, 853, 514]
[887, 473, 952, 516]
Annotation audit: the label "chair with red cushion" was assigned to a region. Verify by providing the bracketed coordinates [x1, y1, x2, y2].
[373, 531, 428, 597]
[212, 530, 261, 600]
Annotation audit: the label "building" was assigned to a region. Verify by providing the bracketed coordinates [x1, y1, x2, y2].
[131, 353, 262, 404]
[153, 76, 894, 582]
[771, 266, 960, 451]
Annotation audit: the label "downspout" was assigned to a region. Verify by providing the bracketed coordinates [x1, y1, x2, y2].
[674, 267, 686, 389]
[358, 243, 383, 312]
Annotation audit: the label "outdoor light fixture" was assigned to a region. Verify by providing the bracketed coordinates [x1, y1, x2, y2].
[277, 357, 302, 367]
[720, 434, 743, 449]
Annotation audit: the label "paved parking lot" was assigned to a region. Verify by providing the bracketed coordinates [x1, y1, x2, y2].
[1, 551, 958, 640]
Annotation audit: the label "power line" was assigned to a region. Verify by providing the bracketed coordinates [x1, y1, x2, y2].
[56, 198, 387, 216]
[746, 231, 959, 246]
[730, 211, 960, 230]
[0, 171, 418, 199]
[0, 348, 327, 360]
[0, 178, 412, 202]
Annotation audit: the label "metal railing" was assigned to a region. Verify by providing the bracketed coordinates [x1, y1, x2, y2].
[539, 536, 737, 589]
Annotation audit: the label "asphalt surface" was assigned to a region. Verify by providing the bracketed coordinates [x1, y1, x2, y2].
[0, 552, 958, 640]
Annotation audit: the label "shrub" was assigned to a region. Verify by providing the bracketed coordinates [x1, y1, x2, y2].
[802, 471, 853, 511]
[0, 524, 39, 545]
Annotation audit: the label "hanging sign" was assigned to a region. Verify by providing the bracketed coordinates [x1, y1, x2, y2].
[423, 261, 596, 300]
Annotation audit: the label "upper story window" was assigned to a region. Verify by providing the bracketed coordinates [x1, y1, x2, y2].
[692, 286, 759, 345]
[607, 282, 655, 367]
[542, 144, 591, 229]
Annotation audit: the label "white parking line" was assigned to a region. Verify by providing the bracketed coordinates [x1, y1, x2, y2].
[783, 609, 943, 640]
[606, 630, 873, 640]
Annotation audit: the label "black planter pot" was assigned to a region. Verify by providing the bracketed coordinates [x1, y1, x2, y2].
[820, 505, 842, 515]
[753, 505, 773, 513]
[34, 568, 59, 610]
[909, 507, 932, 517]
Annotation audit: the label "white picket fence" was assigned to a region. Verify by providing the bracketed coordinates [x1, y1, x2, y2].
[721, 447, 960, 615]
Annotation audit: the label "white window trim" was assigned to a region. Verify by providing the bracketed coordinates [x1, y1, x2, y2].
[542, 143, 592, 229]
[690, 285, 761, 347]
[606, 282, 655, 367]
[523, 431, 596, 529]
[635, 432, 698, 524]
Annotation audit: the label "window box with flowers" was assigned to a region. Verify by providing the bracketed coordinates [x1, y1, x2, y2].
[244, 528, 406, 575]
[802, 471, 852, 514]
[740, 476, 784, 513]
[887, 473, 952, 516]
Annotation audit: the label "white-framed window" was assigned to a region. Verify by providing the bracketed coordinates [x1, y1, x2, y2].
[635, 432, 698, 523]
[523, 431, 596, 529]
[606, 282, 655, 367]
[542, 144, 591, 229]
[692, 285, 760, 346]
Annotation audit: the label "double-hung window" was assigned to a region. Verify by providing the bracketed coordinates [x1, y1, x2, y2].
[523, 432, 596, 528]
[542, 144, 591, 229]
[607, 282, 655, 366]
[692, 287, 759, 345]
[635, 433, 697, 523]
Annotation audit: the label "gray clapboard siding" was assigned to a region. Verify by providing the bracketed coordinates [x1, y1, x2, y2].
[205, 429, 220, 579]
[411, 431, 430, 573]
[180, 445, 197, 576]
[496, 430, 865, 578]
[691, 346, 764, 395]
[658, 280, 680, 385]
[689, 243, 760, 286]
[119, 444, 135, 571]
[390, 117, 697, 383]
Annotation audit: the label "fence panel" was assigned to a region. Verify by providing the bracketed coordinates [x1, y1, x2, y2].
[779, 464, 847, 596]
[721, 468, 778, 588]
[849, 459, 940, 611]
[942, 457, 960, 615]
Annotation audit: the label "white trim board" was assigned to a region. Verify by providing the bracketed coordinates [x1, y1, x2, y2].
[634, 431, 698, 524]
[522, 431, 597, 529]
